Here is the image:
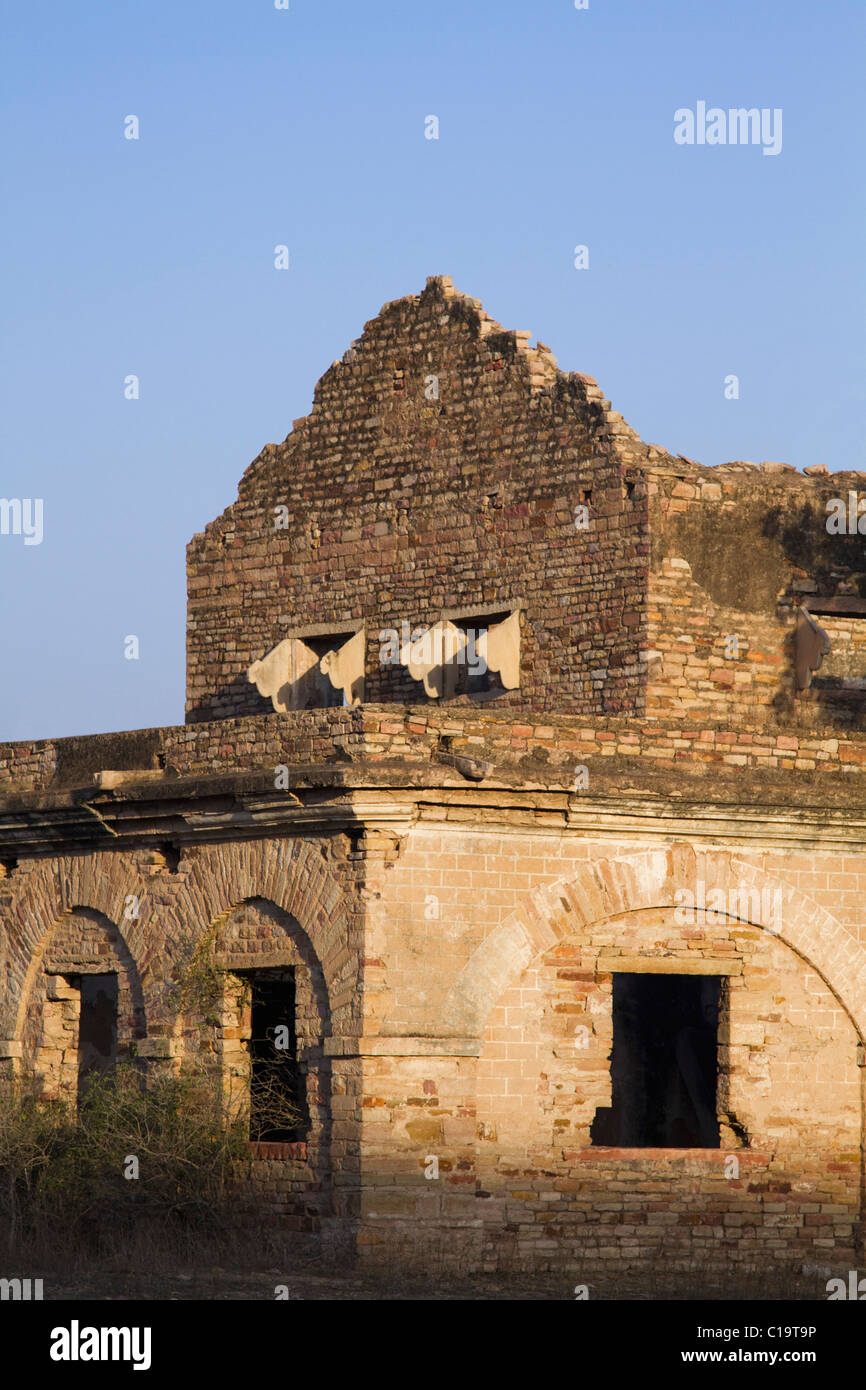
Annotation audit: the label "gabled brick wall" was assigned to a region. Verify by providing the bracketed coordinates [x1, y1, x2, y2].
[185, 276, 650, 722]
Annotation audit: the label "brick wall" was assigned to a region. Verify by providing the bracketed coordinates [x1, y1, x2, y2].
[647, 465, 866, 728]
[343, 830, 866, 1274]
[185, 276, 650, 722]
[472, 913, 860, 1273]
[1, 775, 864, 1277]
[181, 280, 864, 736]
[1, 705, 865, 798]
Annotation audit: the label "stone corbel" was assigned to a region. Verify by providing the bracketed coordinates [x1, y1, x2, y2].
[478, 610, 521, 689]
[399, 620, 466, 698]
[795, 608, 831, 690]
[247, 638, 320, 713]
[320, 628, 365, 706]
[398, 612, 521, 697]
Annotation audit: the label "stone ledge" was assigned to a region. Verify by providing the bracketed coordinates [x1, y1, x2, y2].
[595, 955, 743, 975]
[323, 1036, 481, 1058]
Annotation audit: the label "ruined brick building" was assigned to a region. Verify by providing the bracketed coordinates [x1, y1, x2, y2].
[1, 276, 865, 1278]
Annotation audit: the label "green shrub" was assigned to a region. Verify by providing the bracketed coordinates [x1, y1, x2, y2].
[0, 1060, 302, 1264]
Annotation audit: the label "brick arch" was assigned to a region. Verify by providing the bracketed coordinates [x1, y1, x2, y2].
[213, 893, 322, 960]
[189, 895, 333, 1166]
[200, 894, 332, 1036]
[442, 847, 866, 1041]
[5, 853, 152, 1039]
[2, 839, 354, 1042]
[165, 840, 355, 1034]
[19, 907, 147, 1082]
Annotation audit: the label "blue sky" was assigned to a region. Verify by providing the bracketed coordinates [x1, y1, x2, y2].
[1, 0, 863, 740]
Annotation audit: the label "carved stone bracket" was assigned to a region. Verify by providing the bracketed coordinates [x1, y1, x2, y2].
[398, 611, 520, 697]
[248, 629, 365, 711]
[795, 607, 831, 691]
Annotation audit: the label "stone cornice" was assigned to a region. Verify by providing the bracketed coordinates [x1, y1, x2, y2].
[0, 776, 862, 859]
[564, 796, 866, 851]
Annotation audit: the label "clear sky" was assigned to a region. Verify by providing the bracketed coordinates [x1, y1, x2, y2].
[1, 0, 863, 741]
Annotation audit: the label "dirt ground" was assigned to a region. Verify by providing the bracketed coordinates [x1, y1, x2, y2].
[39, 1265, 828, 1301]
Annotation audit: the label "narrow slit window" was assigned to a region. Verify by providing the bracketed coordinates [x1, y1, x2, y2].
[76, 972, 118, 1099]
[303, 634, 353, 707]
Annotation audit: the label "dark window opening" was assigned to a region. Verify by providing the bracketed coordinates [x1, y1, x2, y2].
[591, 973, 720, 1149]
[248, 971, 307, 1142]
[73, 973, 118, 1101]
[452, 611, 511, 697]
[301, 635, 349, 708]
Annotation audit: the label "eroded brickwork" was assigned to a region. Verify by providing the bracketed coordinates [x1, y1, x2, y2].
[186, 277, 649, 722]
[648, 465, 866, 729]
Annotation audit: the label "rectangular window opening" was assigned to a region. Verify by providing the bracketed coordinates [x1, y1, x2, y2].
[71, 972, 118, 1102]
[299, 634, 349, 707]
[591, 972, 721, 1149]
[247, 970, 307, 1142]
[451, 610, 513, 698]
